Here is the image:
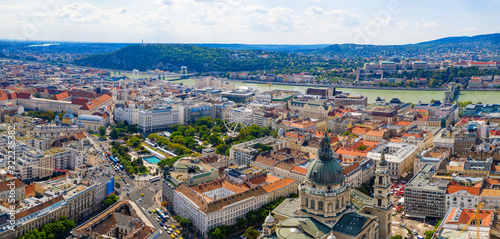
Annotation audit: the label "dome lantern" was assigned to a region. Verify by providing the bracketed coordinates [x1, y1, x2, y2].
[305, 134, 345, 185]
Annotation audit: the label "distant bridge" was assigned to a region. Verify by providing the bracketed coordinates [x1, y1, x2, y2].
[443, 83, 459, 103]
[151, 66, 196, 79]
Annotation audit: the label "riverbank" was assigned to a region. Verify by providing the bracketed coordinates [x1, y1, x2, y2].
[171, 78, 500, 104]
[234, 80, 500, 91]
[236, 80, 445, 91]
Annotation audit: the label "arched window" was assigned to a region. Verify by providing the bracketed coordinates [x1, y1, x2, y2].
[306, 197, 309, 207]
[336, 199, 339, 209]
[311, 200, 316, 210]
[341, 197, 344, 207]
[318, 201, 324, 211]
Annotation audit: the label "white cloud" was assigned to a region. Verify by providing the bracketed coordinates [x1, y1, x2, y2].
[240, 5, 268, 14]
[306, 6, 323, 15]
[160, 0, 175, 5]
[1, 0, 495, 44]
[305, 7, 359, 27]
[415, 19, 440, 29]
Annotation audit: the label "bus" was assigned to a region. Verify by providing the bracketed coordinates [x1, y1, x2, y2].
[159, 212, 169, 222]
[149, 176, 161, 183]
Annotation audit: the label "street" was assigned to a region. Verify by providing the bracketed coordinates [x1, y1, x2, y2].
[89, 134, 192, 239]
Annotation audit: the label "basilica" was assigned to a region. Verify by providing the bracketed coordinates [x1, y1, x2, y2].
[260, 134, 392, 239]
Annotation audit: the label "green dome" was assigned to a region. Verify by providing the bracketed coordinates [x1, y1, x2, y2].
[305, 134, 345, 185]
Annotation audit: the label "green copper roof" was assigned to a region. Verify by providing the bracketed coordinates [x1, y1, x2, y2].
[379, 148, 388, 166]
[332, 212, 371, 237]
[305, 134, 345, 185]
[276, 217, 330, 239]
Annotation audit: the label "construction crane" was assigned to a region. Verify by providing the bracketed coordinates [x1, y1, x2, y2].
[458, 202, 484, 239]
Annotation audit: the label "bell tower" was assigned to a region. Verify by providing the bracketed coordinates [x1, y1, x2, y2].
[260, 212, 276, 238]
[374, 150, 391, 209]
[372, 149, 393, 238]
[112, 82, 117, 102]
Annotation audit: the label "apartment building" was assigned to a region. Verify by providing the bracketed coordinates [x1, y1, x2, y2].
[114, 103, 140, 125]
[229, 136, 288, 165]
[289, 99, 333, 121]
[138, 105, 179, 133]
[0, 178, 26, 201]
[178, 103, 214, 125]
[404, 164, 449, 219]
[174, 183, 269, 237]
[71, 201, 160, 239]
[367, 142, 418, 179]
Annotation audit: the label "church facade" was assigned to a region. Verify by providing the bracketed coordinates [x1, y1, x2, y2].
[260, 134, 392, 239]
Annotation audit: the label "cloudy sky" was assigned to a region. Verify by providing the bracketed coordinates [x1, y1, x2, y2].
[1, 0, 499, 45]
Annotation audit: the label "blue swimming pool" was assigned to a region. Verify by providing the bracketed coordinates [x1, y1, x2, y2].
[143, 155, 161, 164]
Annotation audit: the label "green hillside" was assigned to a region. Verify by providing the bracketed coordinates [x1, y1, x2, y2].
[74, 44, 352, 74]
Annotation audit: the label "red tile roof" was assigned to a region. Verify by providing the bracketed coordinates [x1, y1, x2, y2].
[457, 209, 494, 226]
[80, 94, 111, 111]
[72, 98, 89, 106]
[51, 91, 71, 100]
[291, 166, 307, 175]
[262, 178, 296, 193]
[447, 181, 481, 195]
[16, 92, 32, 99]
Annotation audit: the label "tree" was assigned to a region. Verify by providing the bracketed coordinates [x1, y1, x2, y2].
[20, 216, 76, 239]
[128, 136, 142, 148]
[390, 235, 403, 239]
[236, 217, 247, 229]
[103, 194, 118, 207]
[126, 124, 138, 133]
[429, 78, 439, 88]
[98, 126, 106, 137]
[185, 127, 197, 137]
[208, 134, 222, 146]
[179, 217, 193, 228]
[424, 229, 435, 239]
[110, 128, 119, 139]
[242, 227, 260, 239]
[208, 227, 225, 239]
[115, 182, 121, 188]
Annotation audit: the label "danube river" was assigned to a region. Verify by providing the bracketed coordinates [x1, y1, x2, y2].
[172, 79, 500, 104]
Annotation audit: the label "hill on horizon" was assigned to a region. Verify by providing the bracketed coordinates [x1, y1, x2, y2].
[63, 33, 500, 73]
[314, 33, 500, 58]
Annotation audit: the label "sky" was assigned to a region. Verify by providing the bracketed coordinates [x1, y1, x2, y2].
[1, 0, 499, 45]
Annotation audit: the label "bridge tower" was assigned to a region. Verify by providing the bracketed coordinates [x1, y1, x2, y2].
[180, 66, 187, 75]
[132, 69, 139, 80]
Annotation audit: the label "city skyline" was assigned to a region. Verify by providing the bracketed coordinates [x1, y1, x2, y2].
[1, 0, 499, 45]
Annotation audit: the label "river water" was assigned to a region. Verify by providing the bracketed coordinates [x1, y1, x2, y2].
[172, 79, 500, 104]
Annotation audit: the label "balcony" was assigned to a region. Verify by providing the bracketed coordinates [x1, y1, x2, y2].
[299, 184, 347, 197]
